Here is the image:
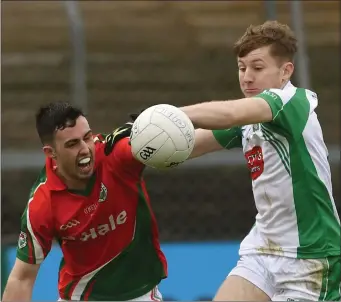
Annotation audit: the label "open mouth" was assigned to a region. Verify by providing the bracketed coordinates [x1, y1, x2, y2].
[77, 157, 92, 173]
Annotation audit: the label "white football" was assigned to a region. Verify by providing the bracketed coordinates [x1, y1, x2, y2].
[130, 104, 195, 169]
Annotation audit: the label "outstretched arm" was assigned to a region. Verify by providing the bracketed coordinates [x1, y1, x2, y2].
[3, 182, 54, 301]
[190, 126, 243, 159]
[181, 97, 272, 130]
[189, 129, 224, 159]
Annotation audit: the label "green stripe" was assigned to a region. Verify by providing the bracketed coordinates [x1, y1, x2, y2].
[261, 126, 291, 176]
[261, 125, 291, 174]
[262, 125, 290, 159]
[291, 135, 340, 257]
[318, 257, 341, 301]
[28, 167, 47, 199]
[274, 93, 340, 257]
[16, 206, 36, 264]
[319, 258, 329, 301]
[64, 280, 77, 300]
[260, 88, 339, 257]
[17, 168, 48, 264]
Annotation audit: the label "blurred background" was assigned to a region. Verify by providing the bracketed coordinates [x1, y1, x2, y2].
[1, 1, 340, 300]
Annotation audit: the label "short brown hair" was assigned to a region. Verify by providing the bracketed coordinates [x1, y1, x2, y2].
[234, 20, 298, 62]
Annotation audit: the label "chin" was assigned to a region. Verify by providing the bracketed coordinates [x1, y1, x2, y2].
[79, 173, 93, 180]
[243, 92, 252, 98]
[78, 169, 94, 179]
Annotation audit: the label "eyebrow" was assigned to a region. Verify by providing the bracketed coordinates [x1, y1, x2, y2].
[251, 59, 265, 63]
[238, 58, 265, 64]
[64, 129, 92, 146]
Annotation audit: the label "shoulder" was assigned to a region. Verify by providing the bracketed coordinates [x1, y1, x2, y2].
[29, 167, 50, 201]
[258, 83, 318, 115]
[259, 85, 297, 105]
[264, 83, 317, 103]
[27, 168, 52, 217]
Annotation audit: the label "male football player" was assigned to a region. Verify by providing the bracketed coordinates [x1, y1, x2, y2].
[184, 21, 340, 301]
[3, 102, 166, 301]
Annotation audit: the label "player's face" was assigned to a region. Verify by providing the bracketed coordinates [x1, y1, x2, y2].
[45, 116, 96, 186]
[238, 45, 294, 98]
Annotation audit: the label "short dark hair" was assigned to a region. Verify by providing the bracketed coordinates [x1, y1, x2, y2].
[234, 20, 298, 63]
[35, 102, 85, 144]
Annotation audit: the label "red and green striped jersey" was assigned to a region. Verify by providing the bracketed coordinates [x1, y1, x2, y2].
[16, 136, 167, 301]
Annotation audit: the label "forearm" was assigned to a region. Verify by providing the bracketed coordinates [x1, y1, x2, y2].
[188, 129, 224, 159]
[180, 101, 236, 130]
[2, 277, 34, 301]
[180, 97, 273, 130]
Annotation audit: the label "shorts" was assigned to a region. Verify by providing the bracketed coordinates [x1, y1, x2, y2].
[228, 254, 340, 301]
[130, 286, 162, 301]
[58, 286, 162, 301]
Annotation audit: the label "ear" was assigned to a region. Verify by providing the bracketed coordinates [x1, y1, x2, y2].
[43, 145, 56, 159]
[282, 62, 294, 81]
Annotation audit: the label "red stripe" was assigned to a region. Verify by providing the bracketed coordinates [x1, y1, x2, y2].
[26, 231, 34, 264]
[150, 288, 158, 301]
[151, 287, 162, 301]
[83, 279, 96, 301]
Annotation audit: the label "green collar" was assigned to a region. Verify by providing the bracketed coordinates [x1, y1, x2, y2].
[68, 173, 97, 197]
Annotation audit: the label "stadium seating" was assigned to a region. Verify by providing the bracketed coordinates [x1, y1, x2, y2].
[2, 1, 339, 241]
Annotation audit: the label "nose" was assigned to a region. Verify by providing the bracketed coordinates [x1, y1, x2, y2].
[243, 68, 254, 84]
[79, 140, 90, 155]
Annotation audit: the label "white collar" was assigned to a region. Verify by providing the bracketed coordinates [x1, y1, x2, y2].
[281, 81, 294, 90]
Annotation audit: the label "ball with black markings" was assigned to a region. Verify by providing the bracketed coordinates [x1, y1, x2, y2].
[130, 104, 195, 169]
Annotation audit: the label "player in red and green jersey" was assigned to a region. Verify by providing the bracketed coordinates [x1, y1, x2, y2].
[3, 102, 166, 301]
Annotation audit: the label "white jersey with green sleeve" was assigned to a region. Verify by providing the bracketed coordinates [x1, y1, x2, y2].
[212, 81, 340, 259]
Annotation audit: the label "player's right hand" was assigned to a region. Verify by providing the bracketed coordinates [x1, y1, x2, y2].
[129, 108, 145, 122]
[104, 123, 132, 156]
[103, 110, 145, 155]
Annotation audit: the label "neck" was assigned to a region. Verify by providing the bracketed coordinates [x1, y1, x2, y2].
[55, 168, 87, 190]
[281, 80, 290, 89]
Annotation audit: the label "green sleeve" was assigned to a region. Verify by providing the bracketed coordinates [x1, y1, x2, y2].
[257, 88, 314, 138]
[212, 127, 242, 149]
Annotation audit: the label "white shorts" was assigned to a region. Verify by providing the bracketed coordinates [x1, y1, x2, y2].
[58, 286, 162, 301]
[228, 254, 340, 301]
[130, 286, 162, 301]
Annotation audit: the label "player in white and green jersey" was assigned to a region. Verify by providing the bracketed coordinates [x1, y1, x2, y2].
[182, 21, 340, 301]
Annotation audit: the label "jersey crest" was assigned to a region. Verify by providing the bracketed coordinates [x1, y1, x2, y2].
[18, 231, 27, 249]
[98, 183, 108, 202]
